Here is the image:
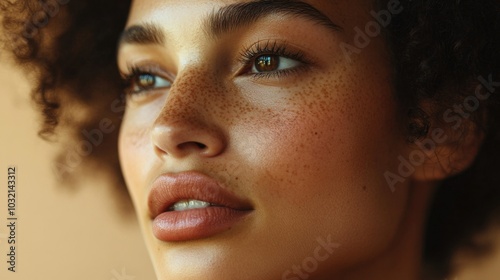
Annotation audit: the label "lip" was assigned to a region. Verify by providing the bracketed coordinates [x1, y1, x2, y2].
[148, 171, 253, 242]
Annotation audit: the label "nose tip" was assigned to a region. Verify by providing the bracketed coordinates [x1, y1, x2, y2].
[152, 124, 226, 159]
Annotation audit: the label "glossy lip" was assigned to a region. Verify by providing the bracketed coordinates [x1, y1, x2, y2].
[148, 171, 253, 242]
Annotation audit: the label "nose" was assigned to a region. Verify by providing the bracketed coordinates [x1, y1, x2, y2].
[152, 121, 226, 159]
[151, 70, 227, 159]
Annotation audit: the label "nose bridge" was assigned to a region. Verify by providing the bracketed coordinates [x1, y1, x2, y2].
[157, 65, 215, 124]
[152, 65, 227, 159]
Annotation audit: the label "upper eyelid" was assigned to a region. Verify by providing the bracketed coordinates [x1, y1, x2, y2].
[240, 40, 302, 58]
[126, 63, 166, 75]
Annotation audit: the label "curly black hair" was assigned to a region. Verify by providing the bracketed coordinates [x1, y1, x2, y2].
[1, 0, 133, 210]
[1, 0, 499, 278]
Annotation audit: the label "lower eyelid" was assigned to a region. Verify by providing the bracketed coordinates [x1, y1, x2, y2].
[249, 65, 309, 81]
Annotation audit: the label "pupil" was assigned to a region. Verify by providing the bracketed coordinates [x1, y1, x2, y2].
[255, 55, 279, 72]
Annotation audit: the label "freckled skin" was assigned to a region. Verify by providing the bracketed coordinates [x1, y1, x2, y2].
[117, 1, 435, 279]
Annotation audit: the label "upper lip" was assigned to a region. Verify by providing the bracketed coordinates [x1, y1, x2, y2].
[148, 171, 253, 219]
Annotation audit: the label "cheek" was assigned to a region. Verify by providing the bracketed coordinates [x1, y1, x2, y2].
[118, 107, 158, 210]
[240, 69, 409, 268]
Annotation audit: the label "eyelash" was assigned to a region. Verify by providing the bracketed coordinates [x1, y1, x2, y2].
[121, 65, 167, 96]
[239, 40, 309, 79]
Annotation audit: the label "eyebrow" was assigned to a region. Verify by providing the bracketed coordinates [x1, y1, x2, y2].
[119, 23, 165, 46]
[206, 0, 342, 38]
[118, 0, 342, 47]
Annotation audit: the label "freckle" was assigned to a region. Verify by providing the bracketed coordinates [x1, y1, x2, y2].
[363, 185, 367, 191]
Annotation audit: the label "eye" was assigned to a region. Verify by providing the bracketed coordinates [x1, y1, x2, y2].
[131, 73, 172, 93]
[252, 55, 301, 73]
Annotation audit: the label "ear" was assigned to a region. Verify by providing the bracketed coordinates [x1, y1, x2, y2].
[408, 108, 484, 182]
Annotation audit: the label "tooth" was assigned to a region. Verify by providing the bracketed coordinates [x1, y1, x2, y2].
[172, 200, 210, 211]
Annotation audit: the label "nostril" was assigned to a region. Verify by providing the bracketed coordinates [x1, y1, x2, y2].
[177, 141, 207, 151]
[195, 143, 207, 149]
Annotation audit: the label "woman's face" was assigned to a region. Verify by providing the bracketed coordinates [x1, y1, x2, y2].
[118, 0, 412, 278]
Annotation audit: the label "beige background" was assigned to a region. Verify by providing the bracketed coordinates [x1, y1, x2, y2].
[1, 52, 500, 280]
[0, 59, 155, 279]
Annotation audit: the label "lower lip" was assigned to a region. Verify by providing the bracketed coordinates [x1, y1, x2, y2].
[152, 207, 251, 242]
